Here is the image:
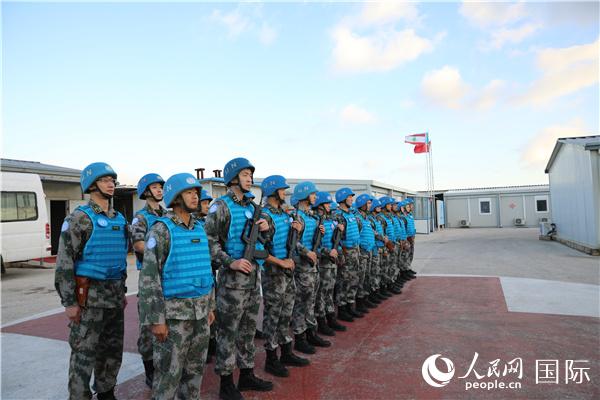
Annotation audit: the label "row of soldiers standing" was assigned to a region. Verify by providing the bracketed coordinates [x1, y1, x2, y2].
[54, 158, 416, 400]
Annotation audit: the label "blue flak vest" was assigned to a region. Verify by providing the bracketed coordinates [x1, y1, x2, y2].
[263, 207, 290, 260]
[75, 205, 128, 280]
[340, 210, 360, 248]
[381, 213, 396, 241]
[370, 215, 385, 248]
[299, 210, 318, 250]
[160, 217, 213, 299]
[357, 213, 375, 252]
[396, 215, 408, 241]
[392, 215, 407, 241]
[135, 208, 161, 270]
[221, 195, 265, 266]
[321, 217, 335, 251]
[406, 213, 416, 236]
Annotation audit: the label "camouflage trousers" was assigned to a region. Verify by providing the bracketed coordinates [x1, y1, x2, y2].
[291, 262, 319, 335]
[315, 261, 337, 318]
[68, 306, 124, 399]
[137, 297, 153, 361]
[215, 285, 260, 376]
[379, 250, 392, 286]
[261, 267, 295, 351]
[389, 247, 400, 282]
[408, 238, 415, 266]
[369, 248, 382, 292]
[357, 248, 372, 298]
[153, 318, 210, 400]
[335, 246, 360, 306]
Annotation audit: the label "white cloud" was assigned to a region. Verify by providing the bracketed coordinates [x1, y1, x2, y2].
[421, 66, 470, 109]
[515, 38, 599, 106]
[460, 1, 527, 28]
[340, 104, 376, 124]
[521, 118, 589, 168]
[487, 23, 540, 50]
[473, 79, 506, 110]
[330, 1, 439, 73]
[210, 6, 277, 45]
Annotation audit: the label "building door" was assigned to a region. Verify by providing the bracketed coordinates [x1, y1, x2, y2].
[50, 200, 67, 255]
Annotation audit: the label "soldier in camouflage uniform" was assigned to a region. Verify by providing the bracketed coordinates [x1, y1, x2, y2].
[291, 181, 330, 353]
[312, 191, 347, 335]
[387, 201, 405, 293]
[393, 201, 411, 287]
[378, 197, 401, 296]
[334, 187, 364, 321]
[401, 199, 417, 279]
[368, 199, 389, 304]
[354, 194, 379, 313]
[259, 175, 309, 378]
[204, 157, 273, 400]
[138, 173, 215, 400]
[131, 173, 166, 388]
[54, 162, 127, 400]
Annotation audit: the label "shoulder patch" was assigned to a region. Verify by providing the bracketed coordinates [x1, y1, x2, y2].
[132, 217, 139, 225]
[209, 204, 219, 214]
[146, 237, 157, 249]
[61, 221, 69, 232]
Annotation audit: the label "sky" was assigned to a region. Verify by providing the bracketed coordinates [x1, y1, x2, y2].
[2, 1, 599, 191]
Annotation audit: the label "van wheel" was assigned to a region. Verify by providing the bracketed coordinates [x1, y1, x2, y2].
[1, 256, 5, 274]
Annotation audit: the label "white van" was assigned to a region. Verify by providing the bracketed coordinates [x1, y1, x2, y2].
[1, 172, 51, 273]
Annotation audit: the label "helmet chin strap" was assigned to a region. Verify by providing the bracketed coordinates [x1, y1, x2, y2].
[91, 187, 113, 200]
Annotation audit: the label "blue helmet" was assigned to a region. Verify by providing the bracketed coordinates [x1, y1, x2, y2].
[223, 157, 255, 186]
[379, 196, 394, 207]
[293, 181, 318, 201]
[163, 173, 202, 208]
[406, 197, 414, 204]
[370, 198, 382, 212]
[335, 187, 355, 203]
[355, 193, 373, 209]
[290, 194, 299, 207]
[200, 189, 213, 202]
[313, 191, 333, 209]
[261, 175, 289, 197]
[137, 173, 165, 199]
[330, 201, 339, 211]
[80, 162, 117, 193]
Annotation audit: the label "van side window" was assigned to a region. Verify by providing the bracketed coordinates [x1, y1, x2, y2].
[1, 192, 38, 222]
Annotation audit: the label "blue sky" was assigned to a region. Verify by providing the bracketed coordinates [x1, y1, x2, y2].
[3, 1, 599, 191]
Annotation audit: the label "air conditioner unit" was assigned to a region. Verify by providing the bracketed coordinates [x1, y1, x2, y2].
[539, 217, 549, 223]
[459, 219, 470, 227]
[514, 218, 526, 226]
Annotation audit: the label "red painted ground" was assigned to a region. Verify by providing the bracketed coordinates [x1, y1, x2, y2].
[4, 277, 599, 399]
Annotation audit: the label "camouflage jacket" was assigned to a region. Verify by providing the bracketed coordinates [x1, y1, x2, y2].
[138, 211, 215, 325]
[131, 203, 167, 244]
[204, 189, 263, 290]
[54, 200, 127, 308]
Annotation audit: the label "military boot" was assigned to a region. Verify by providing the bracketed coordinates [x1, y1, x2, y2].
[327, 313, 347, 332]
[142, 359, 154, 388]
[237, 368, 273, 392]
[390, 283, 403, 295]
[294, 332, 316, 354]
[374, 290, 388, 301]
[317, 316, 336, 336]
[220, 374, 243, 400]
[379, 287, 392, 298]
[337, 305, 354, 322]
[368, 292, 382, 304]
[264, 349, 289, 377]
[363, 296, 378, 308]
[206, 336, 217, 363]
[280, 342, 310, 366]
[306, 328, 331, 347]
[349, 303, 365, 318]
[355, 298, 370, 314]
[97, 389, 117, 400]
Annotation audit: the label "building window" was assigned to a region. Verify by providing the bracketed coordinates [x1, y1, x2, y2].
[1, 192, 38, 222]
[479, 198, 491, 215]
[535, 196, 548, 213]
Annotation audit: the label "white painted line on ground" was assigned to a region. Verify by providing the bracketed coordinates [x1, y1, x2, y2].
[1, 333, 143, 400]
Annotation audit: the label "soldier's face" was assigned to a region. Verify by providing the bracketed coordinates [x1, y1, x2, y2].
[200, 199, 210, 214]
[345, 195, 354, 207]
[181, 189, 199, 210]
[238, 169, 253, 191]
[366, 200, 372, 210]
[324, 203, 331, 212]
[96, 176, 115, 196]
[276, 188, 286, 202]
[149, 183, 163, 200]
[308, 192, 317, 205]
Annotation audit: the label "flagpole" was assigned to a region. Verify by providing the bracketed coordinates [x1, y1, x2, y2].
[426, 132, 431, 233]
[429, 139, 435, 231]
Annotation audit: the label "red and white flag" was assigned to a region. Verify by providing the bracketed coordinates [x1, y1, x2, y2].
[404, 133, 428, 144]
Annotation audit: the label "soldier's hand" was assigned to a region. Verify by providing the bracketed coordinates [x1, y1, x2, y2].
[280, 258, 295, 270]
[330, 248, 338, 259]
[307, 251, 317, 265]
[291, 221, 302, 232]
[65, 305, 81, 324]
[208, 311, 215, 326]
[256, 218, 269, 232]
[152, 324, 169, 342]
[231, 259, 254, 274]
[319, 224, 325, 234]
